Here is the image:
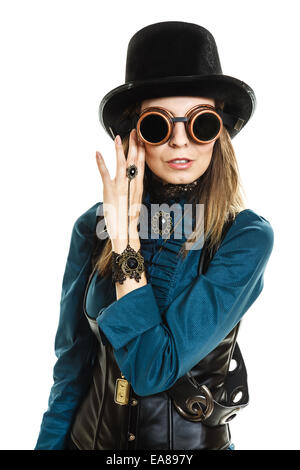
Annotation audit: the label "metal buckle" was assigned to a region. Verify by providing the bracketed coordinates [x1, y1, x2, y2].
[219, 408, 241, 425]
[234, 118, 245, 131]
[173, 385, 214, 422]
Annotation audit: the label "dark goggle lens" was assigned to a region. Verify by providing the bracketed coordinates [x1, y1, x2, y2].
[192, 112, 221, 141]
[139, 114, 169, 143]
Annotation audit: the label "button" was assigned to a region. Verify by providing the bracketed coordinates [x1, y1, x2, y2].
[130, 398, 138, 406]
[128, 433, 135, 441]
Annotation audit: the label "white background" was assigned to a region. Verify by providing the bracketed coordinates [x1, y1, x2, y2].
[0, 0, 299, 450]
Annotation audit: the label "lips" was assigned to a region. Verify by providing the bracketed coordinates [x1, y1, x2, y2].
[167, 160, 194, 169]
[167, 158, 192, 162]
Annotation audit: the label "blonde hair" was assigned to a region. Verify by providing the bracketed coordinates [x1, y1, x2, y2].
[93, 99, 246, 277]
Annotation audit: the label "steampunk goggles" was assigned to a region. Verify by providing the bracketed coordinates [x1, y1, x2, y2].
[136, 104, 224, 145]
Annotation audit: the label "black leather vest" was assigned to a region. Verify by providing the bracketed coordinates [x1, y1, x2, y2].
[68, 217, 249, 450]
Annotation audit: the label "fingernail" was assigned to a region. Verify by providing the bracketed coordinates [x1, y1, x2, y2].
[115, 135, 121, 145]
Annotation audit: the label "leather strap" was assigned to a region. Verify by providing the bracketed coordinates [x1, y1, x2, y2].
[218, 110, 245, 132]
[82, 262, 103, 343]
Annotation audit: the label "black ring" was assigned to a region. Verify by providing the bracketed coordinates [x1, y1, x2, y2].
[126, 164, 138, 180]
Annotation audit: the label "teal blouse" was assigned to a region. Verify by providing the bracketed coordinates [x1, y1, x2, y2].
[35, 192, 274, 449]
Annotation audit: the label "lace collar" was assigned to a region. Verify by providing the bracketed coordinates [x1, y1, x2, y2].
[144, 166, 202, 204]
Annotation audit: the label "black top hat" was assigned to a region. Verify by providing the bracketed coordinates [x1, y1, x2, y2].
[99, 21, 256, 141]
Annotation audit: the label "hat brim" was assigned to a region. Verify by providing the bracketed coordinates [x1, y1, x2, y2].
[99, 74, 256, 140]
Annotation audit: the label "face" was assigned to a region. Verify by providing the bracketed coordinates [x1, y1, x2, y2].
[140, 96, 216, 185]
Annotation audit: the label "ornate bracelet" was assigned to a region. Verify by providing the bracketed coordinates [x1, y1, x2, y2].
[112, 244, 145, 284]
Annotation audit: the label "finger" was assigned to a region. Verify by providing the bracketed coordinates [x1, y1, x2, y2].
[126, 129, 139, 167]
[127, 130, 143, 188]
[137, 133, 145, 171]
[131, 130, 145, 203]
[96, 151, 111, 184]
[134, 131, 145, 183]
[115, 135, 127, 181]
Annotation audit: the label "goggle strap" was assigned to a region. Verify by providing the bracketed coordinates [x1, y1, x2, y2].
[219, 109, 245, 131]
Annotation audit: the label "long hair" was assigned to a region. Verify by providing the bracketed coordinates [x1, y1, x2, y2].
[93, 99, 246, 277]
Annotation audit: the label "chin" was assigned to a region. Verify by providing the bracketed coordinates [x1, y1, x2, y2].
[165, 174, 195, 185]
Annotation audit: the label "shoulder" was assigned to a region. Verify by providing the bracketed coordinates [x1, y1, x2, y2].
[223, 208, 274, 258]
[62, 202, 104, 287]
[73, 201, 103, 240]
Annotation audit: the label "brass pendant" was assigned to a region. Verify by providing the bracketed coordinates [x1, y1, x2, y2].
[114, 376, 130, 405]
[151, 210, 173, 237]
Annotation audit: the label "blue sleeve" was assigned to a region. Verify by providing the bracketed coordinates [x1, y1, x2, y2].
[97, 210, 274, 397]
[34, 202, 102, 450]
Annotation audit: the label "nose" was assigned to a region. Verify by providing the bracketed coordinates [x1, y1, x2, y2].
[168, 121, 189, 147]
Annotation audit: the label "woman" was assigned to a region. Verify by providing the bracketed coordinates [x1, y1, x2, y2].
[35, 21, 274, 451]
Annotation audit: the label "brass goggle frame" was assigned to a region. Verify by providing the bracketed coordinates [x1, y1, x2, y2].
[136, 104, 223, 146]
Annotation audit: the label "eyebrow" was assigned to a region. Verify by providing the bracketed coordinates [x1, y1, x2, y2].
[140, 104, 213, 115]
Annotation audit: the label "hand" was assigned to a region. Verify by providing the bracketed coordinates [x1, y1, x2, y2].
[95, 128, 145, 252]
